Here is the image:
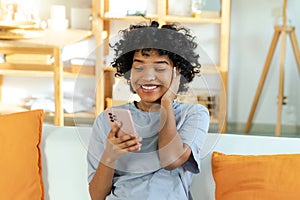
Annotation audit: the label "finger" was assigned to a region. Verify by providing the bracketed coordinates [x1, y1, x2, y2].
[173, 67, 177, 78]
[175, 73, 181, 85]
[118, 137, 142, 149]
[125, 143, 142, 152]
[115, 134, 139, 147]
[118, 133, 138, 141]
[108, 123, 120, 139]
[116, 120, 123, 128]
[176, 68, 181, 76]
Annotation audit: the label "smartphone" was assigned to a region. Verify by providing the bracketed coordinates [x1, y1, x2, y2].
[106, 108, 137, 137]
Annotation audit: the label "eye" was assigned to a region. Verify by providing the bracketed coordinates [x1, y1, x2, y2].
[133, 66, 143, 71]
[155, 67, 167, 72]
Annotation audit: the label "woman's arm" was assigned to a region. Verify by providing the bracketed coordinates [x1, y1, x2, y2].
[158, 99, 191, 170]
[89, 155, 116, 200]
[89, 124, 142, 199]
[158, 69, 191, 170]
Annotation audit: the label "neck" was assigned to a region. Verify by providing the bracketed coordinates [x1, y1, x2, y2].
[136, 101, 161, 112]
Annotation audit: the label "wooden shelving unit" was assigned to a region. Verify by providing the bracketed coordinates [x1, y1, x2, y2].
[0, 29, 93, 126]
[92, 0, 230, 132]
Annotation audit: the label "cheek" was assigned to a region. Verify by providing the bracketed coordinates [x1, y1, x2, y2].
[130, 71, 139, 89]
[130, 70, 139, 81]
[159, 73, 172, 87]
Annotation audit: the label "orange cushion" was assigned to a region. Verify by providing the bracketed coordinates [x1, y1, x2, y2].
[0, 110, 44, 200]
[212, 151, 300, 200]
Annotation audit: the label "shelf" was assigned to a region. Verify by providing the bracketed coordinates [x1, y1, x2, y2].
[103, 11, 221, 24]
[103, 14, 158, 21]
[0, 29, 94, 126]
[163, 12, 221, 24]
[0, 102, 95, 119]
[0, 69, 94, 78]
[46, 110, 95, 119]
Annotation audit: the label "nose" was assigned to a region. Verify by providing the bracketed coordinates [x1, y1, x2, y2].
[141, 68, 156, 81]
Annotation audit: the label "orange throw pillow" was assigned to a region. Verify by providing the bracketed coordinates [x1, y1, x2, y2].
[0, 110, 44, 200]
[212, 151, 300, 200]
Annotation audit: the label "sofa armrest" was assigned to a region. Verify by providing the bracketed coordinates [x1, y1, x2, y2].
[41, 125, 92, 200]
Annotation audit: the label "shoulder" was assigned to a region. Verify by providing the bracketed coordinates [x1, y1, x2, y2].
[174, 101, 209, 115]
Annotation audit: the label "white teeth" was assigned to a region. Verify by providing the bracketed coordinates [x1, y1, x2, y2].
[141, 85, 157, 90]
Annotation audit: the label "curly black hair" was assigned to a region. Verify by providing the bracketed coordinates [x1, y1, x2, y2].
[110, 21, 201, 92]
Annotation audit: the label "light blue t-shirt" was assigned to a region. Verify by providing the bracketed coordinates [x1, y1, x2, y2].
[87, 101, 209, 200]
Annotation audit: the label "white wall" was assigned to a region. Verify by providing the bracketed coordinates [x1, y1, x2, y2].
[229, 0, 300, 127]
[1, 0, 299, 128]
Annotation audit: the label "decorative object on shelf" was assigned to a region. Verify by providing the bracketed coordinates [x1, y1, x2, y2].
[126, 0, 147, 16]
[191, 0, 207, 17]
[0, 0, 42, 39]
[168, 0, 192, 17]
[0, 0, 40, 22]
[104, 0, 147, 18]
[0, 20, 43, 40]
[0, 20, 39, 29]
[24, 94, 95, 114]
[47, 5, 69, 30]
[244, 0, 300, 137]
[71, 8, 92, 30]
[0, 28, 44, 39]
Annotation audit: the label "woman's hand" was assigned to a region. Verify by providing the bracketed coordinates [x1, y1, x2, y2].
[102, 123, 142, 166]
[90, 124, 141, 200]
[161, 67, 181, 104]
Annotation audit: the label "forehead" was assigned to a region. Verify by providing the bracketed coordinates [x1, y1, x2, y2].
[133, 50, 173, 67]
[133, 49, 169, 59]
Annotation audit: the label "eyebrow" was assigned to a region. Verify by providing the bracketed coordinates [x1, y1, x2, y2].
[133, 58, 143, 63]
[154, 61, 169, 65]
[132, 59, 169, 65]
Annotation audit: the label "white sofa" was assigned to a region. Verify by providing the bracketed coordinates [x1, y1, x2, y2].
[41, 125, 300, 200]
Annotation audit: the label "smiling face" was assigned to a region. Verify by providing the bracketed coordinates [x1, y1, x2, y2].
[130, 49, 174, 106]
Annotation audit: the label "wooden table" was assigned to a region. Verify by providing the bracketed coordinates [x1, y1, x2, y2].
[0, 29, 93, 126]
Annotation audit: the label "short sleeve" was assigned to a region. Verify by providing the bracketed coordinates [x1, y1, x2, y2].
[178, 104, 210, 173]
[87, 113, 109, 183]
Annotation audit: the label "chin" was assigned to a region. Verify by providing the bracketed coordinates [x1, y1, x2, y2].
[139, 96, 162, 104]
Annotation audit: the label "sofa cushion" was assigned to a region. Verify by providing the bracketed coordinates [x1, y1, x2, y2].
[0, 110, 44, 200]
[212, 151, 300, 200]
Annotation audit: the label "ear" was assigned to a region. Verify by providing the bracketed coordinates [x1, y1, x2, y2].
[127, 80, 137, 94]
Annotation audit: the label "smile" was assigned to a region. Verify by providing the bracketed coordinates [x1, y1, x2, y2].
[141, 85, 158, 90]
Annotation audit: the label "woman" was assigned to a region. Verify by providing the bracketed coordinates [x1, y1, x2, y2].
[87, 21, 210, 200]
